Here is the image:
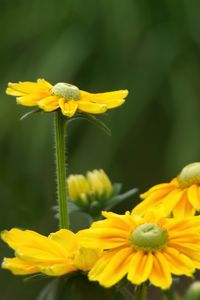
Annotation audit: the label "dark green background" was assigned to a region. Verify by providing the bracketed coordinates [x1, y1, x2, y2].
[0, 0, 200, 299]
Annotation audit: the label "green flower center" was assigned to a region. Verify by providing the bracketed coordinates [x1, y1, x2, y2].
[130, 223, 168, 251]
[177, 162, 200, 188]
[52, 83, 80, 100]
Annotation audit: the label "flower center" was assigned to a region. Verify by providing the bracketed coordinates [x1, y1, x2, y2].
[130, 223, 168, 251]
[177, 162, 200, 188]
[52, 83, 80, 100]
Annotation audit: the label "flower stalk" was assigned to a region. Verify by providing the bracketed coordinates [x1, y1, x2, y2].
[135, 283, 147, 300]
[54, 110, 69, 228]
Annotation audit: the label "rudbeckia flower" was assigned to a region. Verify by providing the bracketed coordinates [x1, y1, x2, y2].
[78, 211, 200, 289]
[6, 79, 128, 117]
[132, 162, 200, 218]
[1, 228, 101, 276]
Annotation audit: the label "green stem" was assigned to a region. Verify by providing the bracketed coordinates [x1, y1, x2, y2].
[54, 110, 69, 228]
[135, 284, 147, 300]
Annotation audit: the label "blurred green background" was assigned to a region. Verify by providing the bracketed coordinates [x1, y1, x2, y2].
[1, 0, 200, 299]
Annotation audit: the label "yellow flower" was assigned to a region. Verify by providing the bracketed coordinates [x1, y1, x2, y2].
[78, 211, 200, 289]
[6, 79, 128, 117]
[1, 228, 101, 276]
[132, 162, 200, 218]
[68, 169, 113, 204]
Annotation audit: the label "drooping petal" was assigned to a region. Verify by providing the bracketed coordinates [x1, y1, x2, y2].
[149, 252, 172, 289]
[38, 96, 59, 112]
[48, 229, 78, 255]
[59, 99, 78, 117]
[128, 251, 153, 285]
[187, 185, 200, 210]
[132, 189, 182, 217]
[140, 183, 175, 199]
[1, 229, 67, 258]
[89, 247, 133, 287]
[77, 101, 107, 114]
[39, 263, 77, 276]
[6, 80, 52, 96]
[73, 248, 102, 271]
[80, 90, 128, 106]
[173, 192, 195, 217]
[163, 247, 194, 276]
[16, 94, 44, 106]
[2, 257, 39, 275]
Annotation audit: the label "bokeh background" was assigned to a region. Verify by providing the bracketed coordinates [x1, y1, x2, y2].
[1, 0, 200, 299]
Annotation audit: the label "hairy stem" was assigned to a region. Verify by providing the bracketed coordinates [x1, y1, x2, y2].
[54, 110, 69, 228]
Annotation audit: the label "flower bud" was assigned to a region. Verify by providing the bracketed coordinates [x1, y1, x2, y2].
[67, 169, 113, 210]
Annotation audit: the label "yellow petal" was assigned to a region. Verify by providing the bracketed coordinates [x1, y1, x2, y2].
[89, 246, 133, 287]
[132, 189, 181, 217]
[2, 257, 39, 275]
[1, 229, 66, 258]
[39, 263, 77, 276]
[73, 248, 102, 271]
[38, 96, 59, 112]
[141, 183, 175, 198]
[187, 185, 200, 209]
[80, 90, 128, 103]
[78, 227, 128, 249]
[165, 216, 200, 232]
[49, 229, 78, 255]
[101, 211, 136, 230]
[59, 99, 78, 117]
[168, 242, 200, 265]
[163, 247, 194, 276]
[173, 192, 195, 218]
[7, 79, 52, 96]
[77, 101, 107, 114]
[37, 79, 52, 89]
[149, 252, 172, 289]
[128, 251, 153, 285]
[16, 94, 44, 106]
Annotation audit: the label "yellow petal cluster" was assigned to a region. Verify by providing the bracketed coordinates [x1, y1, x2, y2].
[68, 169, 113, 204]
[133, 162, 200, 218]
[1, 228, 101, 276]
[78, 211, 200, 289]
[6, 79, 128, 117]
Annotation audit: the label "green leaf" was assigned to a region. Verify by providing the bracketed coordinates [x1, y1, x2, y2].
[20, 108, 42, 120]
[112, 183, 122, 197]
[67, 113, 111, 136]
[106, 188, 138, 210]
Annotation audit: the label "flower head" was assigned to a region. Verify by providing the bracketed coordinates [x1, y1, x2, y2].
[132, 162, 200, 218]
[6, 79, 128, 117]
[78, 211, 200, 289]
[1, 228, 101, 276]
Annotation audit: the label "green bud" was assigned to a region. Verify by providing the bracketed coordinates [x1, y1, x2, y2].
[52, 83, 80, 100]
[130, 223, 168, 251]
